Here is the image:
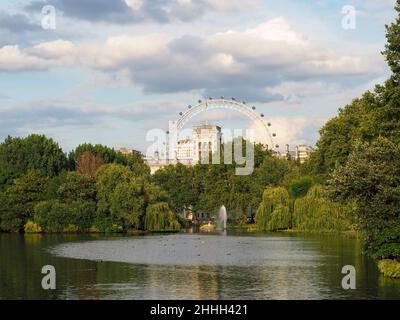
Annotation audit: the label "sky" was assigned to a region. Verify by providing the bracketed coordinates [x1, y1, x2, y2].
[0, 0, 397, 153]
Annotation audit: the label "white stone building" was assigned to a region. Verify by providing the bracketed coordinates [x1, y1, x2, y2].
[295, 144, 311, 164]
[192, 125, 222, 163]
[176, 139, 194, 160]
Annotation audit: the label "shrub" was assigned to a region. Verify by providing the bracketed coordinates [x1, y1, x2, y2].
[0, 170, 48, 232]
[144, 202, 181, 232]
[91, 215, 124, 233]
[63, 224, 79, 233]
[372, 243, 400, 260]
[292, 186, 352, 232]
[367, 226, 400, 260]
[24, 220, 42, 233]
[255, 187, 291, 231]
[34, 200, 96, 232]
[378, 260, 400, 278]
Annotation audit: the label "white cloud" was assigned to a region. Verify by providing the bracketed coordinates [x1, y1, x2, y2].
[124, 0, 143, 10]
[0, 17, 379, 103]
[206, 0, 261, 12]
[0, 45, 49, 72]
[251, 117, 307, 146]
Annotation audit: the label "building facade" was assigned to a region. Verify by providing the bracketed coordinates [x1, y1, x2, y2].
[192, 125, 222, 163]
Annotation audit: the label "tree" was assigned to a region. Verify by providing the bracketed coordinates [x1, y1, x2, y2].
[383, 0, 400, 82]
[57, 172, 96, 203]
[249, 155, 292, 214]
[125, 151, 151, 177]
[69, 143, 126, 169]
[255, 187, 291, 231]
[0, 170, 48, 232]
[0, 135, 67, 190]
[311, 1, 400, 175]
[34, 200, 96, 232]
[328, 137, 400, 236]
[109, 180, 144, 229]
[144, 202, 181, 232]
[288, 176, 314, 199]
[96, 164, 135, 215]
[76, 151, 103, 179]
[153, 164, 198, 216]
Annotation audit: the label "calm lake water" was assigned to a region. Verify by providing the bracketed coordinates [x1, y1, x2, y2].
[0, 230, 399, 300]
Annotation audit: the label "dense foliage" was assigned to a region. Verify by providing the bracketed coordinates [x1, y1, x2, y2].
[0, 135, 67, 191]
[145, 202, 181, 232]
[309, 1, 400, 274]
[255, 187, 291, 231]
[0, 139, 176, 233]
[0, 1, 399, 279]
[153, 144, 294, 220]
[0, 170, 48, 232]
[255, 186, 352, 232]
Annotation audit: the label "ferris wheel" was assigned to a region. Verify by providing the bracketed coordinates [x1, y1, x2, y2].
[168, 97, 277, 151]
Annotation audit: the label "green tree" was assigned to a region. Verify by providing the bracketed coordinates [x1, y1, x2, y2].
[34, 200, 96, 232]
[96, 163, 160, 230]
[255, 187, 291, 231]
[57, 172, 96, 203]
[153, 164, 198, 216]
[96, 164, 135, 215]
[328, 137, 400, 237]
[383, 0, 400, 82]
[109, 180, 144, 229]
[69, 143, 126, 169]
[125, 150, 150, 177]
[144, 202, 181, 232]
[0, 170, 48, 232]
[293, 186, 352, 232]
[288, 176, 314, 199]
[0, 135, 67, 190]
[311, 1, 400, 175]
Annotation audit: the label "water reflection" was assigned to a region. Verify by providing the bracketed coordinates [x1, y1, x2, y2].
[0, 232, 399, 300]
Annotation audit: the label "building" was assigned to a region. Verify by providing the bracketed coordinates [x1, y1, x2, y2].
[277, 144, 311, 163]
[296, 144, 311, 164]
[122, 125, 311, 174]
[119, 147, 133, 155]
[192, 125, 222, 163]
[176, 139, 194, 160]
[143, 124, 222, 174]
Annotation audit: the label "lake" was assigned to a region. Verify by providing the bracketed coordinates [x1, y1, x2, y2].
[0, 230, 399, 299]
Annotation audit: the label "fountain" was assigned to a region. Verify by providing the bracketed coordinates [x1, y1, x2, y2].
[218, 205, 227, 231]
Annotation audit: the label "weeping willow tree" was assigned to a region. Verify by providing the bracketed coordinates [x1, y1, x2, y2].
[144, 202, 181, 232]
[292, 186, 352, 232]
[255, 187, 291, 231]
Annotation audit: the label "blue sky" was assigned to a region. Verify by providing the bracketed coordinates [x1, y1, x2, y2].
[0, 0, 397, 152]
